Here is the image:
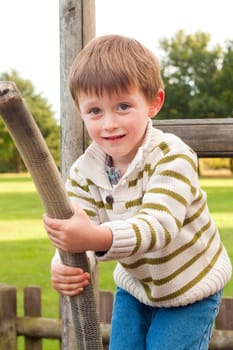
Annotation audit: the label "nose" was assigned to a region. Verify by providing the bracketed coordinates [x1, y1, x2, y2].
[102, 112, 118, 131]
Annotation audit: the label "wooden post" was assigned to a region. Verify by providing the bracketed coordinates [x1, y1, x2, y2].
[99, 291, 113, 350]
[0, 285, 17, 350]
[59, 1, 96, 349]
[60, 0, 95, 179]
[215, 297, 233, 330]
[99, 291, 114, 324]
[24, 286, 42, 350]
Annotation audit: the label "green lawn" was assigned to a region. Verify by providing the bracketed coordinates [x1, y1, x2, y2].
[199, 177, 233, 296]
[0, 174, 60, 349]
[0, 173, 232, 349]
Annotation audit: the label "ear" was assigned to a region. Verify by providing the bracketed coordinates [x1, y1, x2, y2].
[148, 89, 165, 118]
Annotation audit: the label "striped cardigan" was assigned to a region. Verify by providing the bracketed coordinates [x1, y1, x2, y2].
[66, 120, 232, 307]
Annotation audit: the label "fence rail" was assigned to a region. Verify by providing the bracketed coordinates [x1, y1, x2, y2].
[154, 118, 233, 157]
[0, 285, 233, 350]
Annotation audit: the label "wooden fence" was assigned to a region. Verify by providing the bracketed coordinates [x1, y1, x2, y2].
[0, 285, 233, 349]
[0, 285, 111, 350]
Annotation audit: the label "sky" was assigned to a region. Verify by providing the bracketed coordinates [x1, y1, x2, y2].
[0, 0, 232, 120]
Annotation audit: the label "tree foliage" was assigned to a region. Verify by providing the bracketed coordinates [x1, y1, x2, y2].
[158, 30, 233, 119]
[0, 70, 60, 172]
[216, 41, 233, 110]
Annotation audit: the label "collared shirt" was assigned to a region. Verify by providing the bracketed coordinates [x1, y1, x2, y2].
[105, 155, 121, 186]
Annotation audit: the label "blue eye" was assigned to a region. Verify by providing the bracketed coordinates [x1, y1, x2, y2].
[90, 107, 101, 115]
[118, 103, 130, 111]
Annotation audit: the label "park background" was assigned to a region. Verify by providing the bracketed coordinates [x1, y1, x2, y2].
[0, 1, 232, 349]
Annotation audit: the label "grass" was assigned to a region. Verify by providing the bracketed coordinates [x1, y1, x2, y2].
[0, 174, 60, 349]
[198, 177, 233, 296]
[0, 173, 232, 348]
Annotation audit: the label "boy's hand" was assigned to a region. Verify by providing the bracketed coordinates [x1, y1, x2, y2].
[43, 203, 95, 253]
[51, 259, 90, 296]
[43, 203, 112, 253]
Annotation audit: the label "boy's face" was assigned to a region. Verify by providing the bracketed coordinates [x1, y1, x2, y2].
[78, 88, 163, 170]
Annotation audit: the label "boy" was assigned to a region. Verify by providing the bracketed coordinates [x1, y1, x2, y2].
[44, 35, 232, 349]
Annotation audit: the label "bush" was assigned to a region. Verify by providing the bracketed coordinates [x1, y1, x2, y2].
[200, 158, 232, 172]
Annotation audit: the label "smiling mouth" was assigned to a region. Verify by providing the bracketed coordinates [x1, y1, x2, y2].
[103, 135, 125, 140]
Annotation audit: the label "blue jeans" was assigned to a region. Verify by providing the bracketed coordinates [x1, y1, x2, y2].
[109, 287, 222, 350]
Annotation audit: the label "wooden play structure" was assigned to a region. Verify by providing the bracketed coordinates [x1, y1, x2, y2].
[0, 0, 232, 349]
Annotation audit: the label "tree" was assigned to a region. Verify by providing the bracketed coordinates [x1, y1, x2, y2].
[158, 30, 231, 119]
[0, 70, 60, 172]
[216, 40, 233, 116]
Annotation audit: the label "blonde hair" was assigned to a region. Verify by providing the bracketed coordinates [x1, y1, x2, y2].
[69, 34, 164, 109]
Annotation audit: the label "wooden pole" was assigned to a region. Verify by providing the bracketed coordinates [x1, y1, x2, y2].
[60, 0, 95, 179]
[0, 81, 102, 350]
[59, 1, 96, 349]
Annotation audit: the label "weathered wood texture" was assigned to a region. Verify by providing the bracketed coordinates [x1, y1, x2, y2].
[216, 297, 233, 331]
[154, 118, 233, 157]
[0, 285, 17, 350]
[24, 286, 42, 350]
[99, 291, 114, 325]
[60, 1, 96, 349]
[210, 330, 233, 350]
[0, 80, 101, 350]
[60, 0, 95, 180]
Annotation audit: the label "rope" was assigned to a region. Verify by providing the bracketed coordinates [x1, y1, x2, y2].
[0, 81, 103, 350]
